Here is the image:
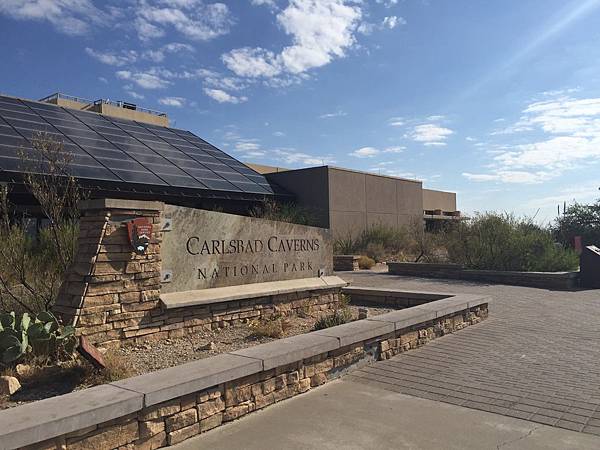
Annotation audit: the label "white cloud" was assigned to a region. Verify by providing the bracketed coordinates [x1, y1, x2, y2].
[0, 0, 109, 35]
[235, 141, 261, 151]
[477, 95, 600, 183]
[350, 146, 379, 158]
[359, 14, 405, 35]
[223, 0, 362, 79]
[86, 48, 137, 66]
[135, 0, 233, 41]
[387, 116, 404, 127]
[376, 0, 398, 7]
[273, 131, 286, 137]
[275, 149, 335, 165]
[382, 15, 404, 29]
[466, 136, 477, 142]
[319, 110, 347, 119]
[142, 42, 194, 62]
[126, 90, 145, 100]
[462, 171, 553, 184]
[158, 96, 186, 107]
[409, 124, 454, 146]
[384, 146, 404, 153]
[203, 88, 248, 104]
[116, 70, 171, 89]
[251, 0, 277, 8]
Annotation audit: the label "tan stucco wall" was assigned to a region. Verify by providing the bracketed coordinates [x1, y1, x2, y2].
[423, 188, 457, 212]
[260, 165, 457, 238]
[264, 166, 330, 228]
[52, 98, 169, 127]
[245, 163, 289, 174]
[98, 103, 169, 127]
[49, 98, 96, 112]
[328, 168, 423, 237]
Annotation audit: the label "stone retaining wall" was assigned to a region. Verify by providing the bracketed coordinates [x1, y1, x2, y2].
[333, 255, 360, 271]
[388, 262, 580, 290]
[1, 294, 489, 450]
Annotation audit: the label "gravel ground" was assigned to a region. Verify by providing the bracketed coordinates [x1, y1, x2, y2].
[0, 303, 397, 409]
[117, 303, 396, 375]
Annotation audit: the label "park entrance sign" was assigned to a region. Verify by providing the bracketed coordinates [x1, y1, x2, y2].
[160, 205, 332, 292]
[54, 199, 340, 348]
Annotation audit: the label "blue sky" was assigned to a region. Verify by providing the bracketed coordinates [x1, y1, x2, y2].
[1, 0, 600, 223]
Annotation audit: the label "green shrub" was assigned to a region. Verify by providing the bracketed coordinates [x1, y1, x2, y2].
[250, 199, 316, 226]
[446, 213, 578, 272]
[553, 199, 600, 247]
[313, 308, 353, 330]
[334, 224, 411, 261]
[0, 132, 83, 314]
[357, 255, 376, 269]
[334, 233, 357, 255]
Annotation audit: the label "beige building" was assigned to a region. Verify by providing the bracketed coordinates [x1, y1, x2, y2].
[40, 93, 169, 127]
[248, 163, 459, 237]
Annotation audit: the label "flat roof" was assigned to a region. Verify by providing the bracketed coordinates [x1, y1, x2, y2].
[0, 94, 286, 202]
[246, 162, 423, 184]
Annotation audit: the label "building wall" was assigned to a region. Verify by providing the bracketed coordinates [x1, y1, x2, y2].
[262, 165, 456, 238]
[51, 97, 169, 127]
[245, 163, 289, 174]
[423, 189, 457, 212]
[328, 168, 423, 237]
[98, 103, 169, 127]
[264, 166, 330, 228]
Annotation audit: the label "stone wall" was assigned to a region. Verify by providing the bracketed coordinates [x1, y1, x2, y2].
[53, 199, 342, 348]
[387, 262, 580, 290]
[53, 199, 164, 348]
[9, 300, 488, 450]
[333, 255, 360, 271]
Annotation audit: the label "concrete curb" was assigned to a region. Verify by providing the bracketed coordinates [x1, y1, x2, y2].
[161, 276, 348, 309]
[0, 385, 143, 450]
[0, 289, 489, 450]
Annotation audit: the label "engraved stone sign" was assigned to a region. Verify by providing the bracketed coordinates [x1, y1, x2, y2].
[160, 205, 333, 292]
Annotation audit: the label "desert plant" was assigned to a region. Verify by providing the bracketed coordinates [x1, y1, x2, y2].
[357, 255, 376, 269]
[313, 308, 353, 331]
[250, 199, 316, 226]
[248, 316, 292, 339]
[553, 199, 600, 247]
[0, 310, 76, 366]
[445, 212, 578, 272]
[333, 233, 357, 255]
[0, 132, 83, 314]
[80, 351, 136, 384]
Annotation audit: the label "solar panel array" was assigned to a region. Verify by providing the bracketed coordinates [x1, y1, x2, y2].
[0, 95, 276, 197]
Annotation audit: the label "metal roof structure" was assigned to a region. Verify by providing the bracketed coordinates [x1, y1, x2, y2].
[0, 94, 286, 202]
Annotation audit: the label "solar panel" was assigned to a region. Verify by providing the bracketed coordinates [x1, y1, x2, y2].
[0, 95, 281, 200]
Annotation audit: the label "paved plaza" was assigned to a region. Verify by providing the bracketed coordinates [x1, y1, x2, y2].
[175, 272, 600, 449]
[344, 272, 600, 436]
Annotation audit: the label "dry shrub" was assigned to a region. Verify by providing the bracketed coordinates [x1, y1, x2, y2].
[313, 309, 352, 331]
[357, 255, 376, 269]
[80, 351, 136, 385]
[0, 132, 84, 314]
[248, 317, 292, 339]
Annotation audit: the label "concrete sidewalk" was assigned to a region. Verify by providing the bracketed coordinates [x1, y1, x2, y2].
[174, 378, 600, 449]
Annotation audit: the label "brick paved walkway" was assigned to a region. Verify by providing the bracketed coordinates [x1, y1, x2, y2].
[341, 271, 600, 437]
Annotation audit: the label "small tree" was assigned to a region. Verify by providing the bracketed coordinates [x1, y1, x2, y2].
[0, 132, 83, 313]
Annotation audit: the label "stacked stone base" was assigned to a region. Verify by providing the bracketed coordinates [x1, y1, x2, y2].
[67, 288, 341, 349]
[333, 255, 360, 271]
[20, 305, 488, 450]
